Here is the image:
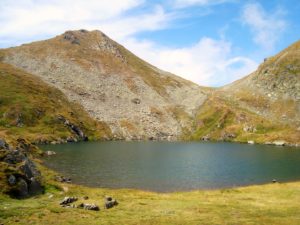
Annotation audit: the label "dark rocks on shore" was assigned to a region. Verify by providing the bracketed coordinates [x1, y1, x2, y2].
[201, 135, 210, 141]
[219, 132, 236, 141]
[1, 138, 44, 198]
[57, 115, 88, 141]
[55, 175, 72, 183]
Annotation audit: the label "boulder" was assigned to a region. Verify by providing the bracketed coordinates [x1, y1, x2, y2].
[3, 150, 26, 164]
[248, 140, 255, 144]
[105, 196, 118, 209]
[78, 203, 100, 211]
[44, 151, 56, 156]
[273, 141, 286, 146]
[0, 139, 8, 149]
[60, 196, 78, 205]
[13, 178, 29, 198]
[7, 174, 17, 185]
[20, 159, 41, 180]
[1, 139, 44, 198]
[201, 135, 210, 141]
[28, 177, 43, 195]
[55, 175, 72, 183]
[131, 98, 141, 104]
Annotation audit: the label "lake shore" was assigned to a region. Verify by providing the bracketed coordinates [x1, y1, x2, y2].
[1, 163, 300, 225]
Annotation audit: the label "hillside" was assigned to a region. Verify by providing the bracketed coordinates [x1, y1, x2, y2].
[188, 40, 300, 145]
[0, 30, 299, 144]
[0, 62, 111, 143]
[0, 30, 207, 140]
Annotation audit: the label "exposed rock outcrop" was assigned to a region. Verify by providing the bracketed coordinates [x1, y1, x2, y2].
[0, 138, 44, 198]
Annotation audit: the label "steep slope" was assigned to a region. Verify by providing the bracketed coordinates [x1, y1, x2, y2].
[0, 30, 207, 140]
[0, 62, 111, 143]
[188, 40, 300, 145]
[222, 40, 300, 125]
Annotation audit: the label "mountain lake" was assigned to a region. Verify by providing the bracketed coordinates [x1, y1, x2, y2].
[41, 141, 300, 192]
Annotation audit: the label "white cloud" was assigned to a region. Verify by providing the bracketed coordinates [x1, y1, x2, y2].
[0, 0, 145, 40]
[241, 2, 287, 50]
[123, 37, 257, 86]
[0, 0, 258, 86]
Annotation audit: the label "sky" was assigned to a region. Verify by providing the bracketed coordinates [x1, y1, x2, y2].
[0, 0, 300, 86]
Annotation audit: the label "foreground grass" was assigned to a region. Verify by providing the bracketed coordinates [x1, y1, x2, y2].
[1, 179, 300, 225]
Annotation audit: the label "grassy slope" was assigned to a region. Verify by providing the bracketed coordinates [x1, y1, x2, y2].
[0, 62, 111, 142]
[0, 165, 299, 225]
[186, 94, 300, 144]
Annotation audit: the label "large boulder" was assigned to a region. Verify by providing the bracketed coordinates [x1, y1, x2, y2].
[1, 139, 44, 198]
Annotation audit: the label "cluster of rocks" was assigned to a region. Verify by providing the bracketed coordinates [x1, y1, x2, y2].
[57, 115, 88, 141]
[63, 31, 81, 45]
[34, 136, 80, 145]
[219, 132, 236, 141]
[55, 175, 72, 183]
[201, 135, 210, 141]
[243, 125, 257, 133]
[0, 138, 44, 198]
[59, 196, 118, 211]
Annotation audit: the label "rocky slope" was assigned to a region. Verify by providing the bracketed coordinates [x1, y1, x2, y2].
[0, 62, 111, 143]
[0, 30, 207, 140]
[0, 30, 299, 144]
[188, 40, 300, 145]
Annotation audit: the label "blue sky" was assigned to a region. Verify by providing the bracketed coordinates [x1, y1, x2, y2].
[0, 0, 299, 86]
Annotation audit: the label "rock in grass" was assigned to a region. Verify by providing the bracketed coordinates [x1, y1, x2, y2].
[105, 196, 118, 209]
[78, 203, 100, 211]
[60, 196, 78, 205]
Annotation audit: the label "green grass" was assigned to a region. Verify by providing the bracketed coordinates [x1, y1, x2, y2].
[1, 167, 300, 225]
[186, 95, 300, 144]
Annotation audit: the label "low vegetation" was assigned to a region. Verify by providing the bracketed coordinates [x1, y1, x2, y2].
[0, 163, 300, 225]
[186, 95, 300, 144]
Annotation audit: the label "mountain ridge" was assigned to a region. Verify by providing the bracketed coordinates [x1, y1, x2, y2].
[0, 29, 299, 144]
[0, 29, 207, 140]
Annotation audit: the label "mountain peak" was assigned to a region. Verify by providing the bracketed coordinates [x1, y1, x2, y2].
[60, 29, 107, 45]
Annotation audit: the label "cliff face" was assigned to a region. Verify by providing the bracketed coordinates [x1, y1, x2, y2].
[0, 30, 207, 140]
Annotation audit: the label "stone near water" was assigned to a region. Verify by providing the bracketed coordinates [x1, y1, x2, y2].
[45, 150, 56, 156]
[273, 141, 286, 146]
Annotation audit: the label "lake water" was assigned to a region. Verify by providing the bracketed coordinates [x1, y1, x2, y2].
[41, 141, 300, 192]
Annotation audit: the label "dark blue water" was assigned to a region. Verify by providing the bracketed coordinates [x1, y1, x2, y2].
[41, 141, 300, 192]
